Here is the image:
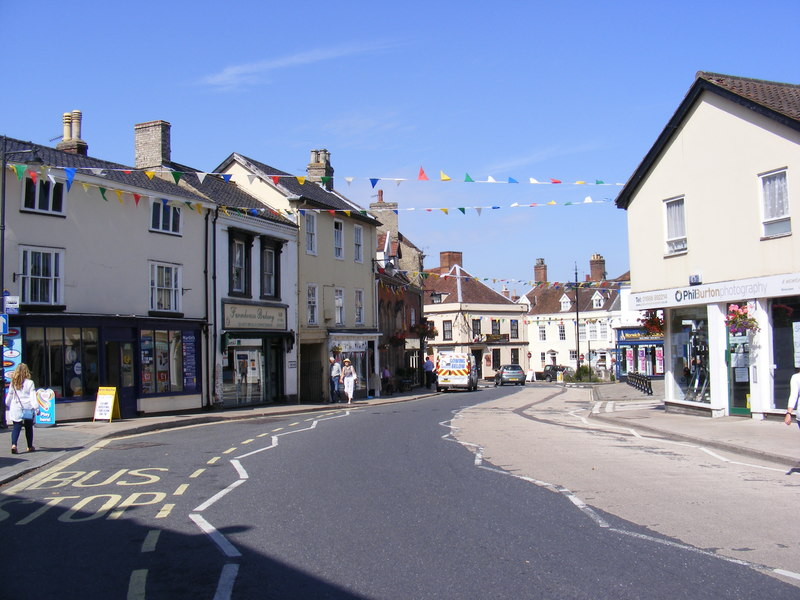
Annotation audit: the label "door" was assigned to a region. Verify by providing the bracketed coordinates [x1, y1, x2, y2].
[105, 341, 137, 418]
[727, 332, 751, 416]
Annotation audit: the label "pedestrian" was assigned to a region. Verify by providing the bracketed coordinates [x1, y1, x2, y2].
[329, 356, 342, 403]
[340, 358, 358, 404]
[424, 356, 435, 389]
[784, 367, 800, 429]
[381, 365, 392, 395]
[5, 363, 38, 454]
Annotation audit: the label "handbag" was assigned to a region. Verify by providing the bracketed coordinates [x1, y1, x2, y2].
[14, 388, 35, 421]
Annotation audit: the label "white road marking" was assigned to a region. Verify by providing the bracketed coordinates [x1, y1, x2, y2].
[230, 460, 248, 479]
[193, 479, 246, 512]
[141, 530, 160, 552]
[213, 563, 240, 600]
[127, 569, 147, 600]
[190, 514, 241, 558]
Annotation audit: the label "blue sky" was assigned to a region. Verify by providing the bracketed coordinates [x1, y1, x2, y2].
[3, 1, 798, 292]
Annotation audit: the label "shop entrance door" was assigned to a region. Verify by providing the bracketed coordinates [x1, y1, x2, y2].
[105, 341, 137, 418]
[728, 333, 751, 416]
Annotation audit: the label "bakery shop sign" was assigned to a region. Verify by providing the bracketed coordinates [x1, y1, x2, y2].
[224, 303, 287, 330]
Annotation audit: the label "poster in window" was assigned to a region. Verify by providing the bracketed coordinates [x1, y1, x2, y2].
[655, 347, 664, 374]
[182, 331, 197, 392]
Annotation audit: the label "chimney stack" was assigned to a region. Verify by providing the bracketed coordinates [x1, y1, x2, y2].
[534, 258, 548, 283]
[307, 148, 334, 190]
[439, 251, 463, 273]
[134, 120, 172, 169]
[590, 253, 606, 281]
[501, 285, 510, 299]
[56, 109, 89, 156]
[370, 188, 398, 240]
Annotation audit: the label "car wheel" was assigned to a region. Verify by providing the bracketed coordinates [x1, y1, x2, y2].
[436, 387, 443, 392]
[545, 375, 552, 382]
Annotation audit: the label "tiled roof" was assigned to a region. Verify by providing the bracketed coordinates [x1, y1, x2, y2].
[523, 284, 619, 316]
[698, 71, 800, 121]
[4, 137, 202, 202]
[423, 265, 516, 306]
[164, 160, 295, 227]
[224, 153, 377, 225]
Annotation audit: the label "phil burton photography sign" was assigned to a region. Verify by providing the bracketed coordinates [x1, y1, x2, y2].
[224, 303, 287, 330]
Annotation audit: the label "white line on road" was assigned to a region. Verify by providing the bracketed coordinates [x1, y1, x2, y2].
[127, 569, 147, 600]
[141, 530, 160, 553]
[194, 479, 246, 512]
[230, 459, 249, 479]
[213, 563, 240, 600]
[190, 513, 242, 558]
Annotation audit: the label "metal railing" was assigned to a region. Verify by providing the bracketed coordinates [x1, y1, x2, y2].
[626, 372, 653, 395]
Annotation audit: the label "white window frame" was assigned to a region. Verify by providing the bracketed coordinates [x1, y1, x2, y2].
[149, 261, 182, 312]
[231, 239, 247, 294]
[560, 294, 571, 311]
[261, 246, 275, 297]
[150, 199, 182, 235]
[22, 177, 65, 215]
[307, 284, 318, 325]
[592, 292, 603, 309]
[510, 319, 519, 339]
[570, 350, 577, 361]
[305, 212, 317, 255]
[588, 321, 598, 341]
[334, 287, 345, 325]
[354, 289, 364, 325]
[558, 323, 566, 341]
[353, 225, 363, 263]
[538, 325, 546, 341]
[760, 168, 790, 237]
[443, 320, 453, 340]
[599, 320, 608, 339]
[578, 322, 586, 342]
[333, 219, 344, 259]
[19, 246, 64, 305]
[664, 196, 687, 254]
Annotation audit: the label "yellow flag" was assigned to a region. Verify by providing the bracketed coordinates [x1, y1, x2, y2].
[547, 200, 557, 205]
[115, 190, 123, 204]
[82, 183, 90, 192]
[296, 176, 306, 185]
[144, 171, 155, 180]
[344, 210, 351, 217]
[440, 208, 448, 215]
[440, 171, 451, 181]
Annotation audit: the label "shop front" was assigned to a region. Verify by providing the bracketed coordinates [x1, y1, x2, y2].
[329, 334, 379, 399]
[8, 314, 204, 422]
[220, 301, 291, 406]
[615, 328, 665, 380]
[630, 273, 800, 418]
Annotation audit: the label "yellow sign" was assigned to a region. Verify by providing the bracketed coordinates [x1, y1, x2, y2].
[93, 387, 121, 422]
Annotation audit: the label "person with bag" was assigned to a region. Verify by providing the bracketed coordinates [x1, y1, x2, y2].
[340, 358, 358, 404]
[785, 367, 800, 430]
[5, 363, 38, 454]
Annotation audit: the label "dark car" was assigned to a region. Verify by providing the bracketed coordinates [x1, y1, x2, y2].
[494, 364, 526, 386]
[539, 364, 575, 382]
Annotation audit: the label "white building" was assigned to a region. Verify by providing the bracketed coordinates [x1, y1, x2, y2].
[616, 72, 800, 418]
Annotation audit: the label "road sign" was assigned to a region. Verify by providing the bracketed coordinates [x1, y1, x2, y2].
[0, 314, 7, 335]
[4, 296, 19, 314]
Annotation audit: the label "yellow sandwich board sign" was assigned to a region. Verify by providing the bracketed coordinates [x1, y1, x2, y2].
[93, 387, 121, 422]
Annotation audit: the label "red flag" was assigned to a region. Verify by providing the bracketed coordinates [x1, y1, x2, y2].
[418, 167, 429, 181]
[271, 176, 280, 185]
[133, 193, 141, 206]
[550, 178, 562, 184]
[328, 210, 335, 215]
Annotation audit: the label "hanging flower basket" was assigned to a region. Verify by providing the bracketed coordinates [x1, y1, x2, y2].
[412, 322, 438, 339]
[330, 344, 343, 355]
[726, 304, 759, 335]
[389, 332, 407, 346]
[638, 309, 664, 335]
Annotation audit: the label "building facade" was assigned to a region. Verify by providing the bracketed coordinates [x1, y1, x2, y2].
[617, 72, 800, 418]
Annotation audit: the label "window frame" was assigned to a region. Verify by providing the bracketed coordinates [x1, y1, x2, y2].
[307, 284, 318, 325]
[333, 219, 344, 260]
[664, 195, 687, 255]
[472, 318, 481, 338]
[760, 168, 790, 238]
[491, 319, 500, 335]
[558, 323, 566, 341]
[538, 324, 546, 341]
[443, 320, 453, 341]
[260, 238, 281, 300]
[150, 199, 182, 235]
[510, 319, 519, 339]
[19, 245, 64, 306]
[305, 212, 317, 255]
[353, 224, 363, 263]
[22, 177, 65, 216]
[149, 260, 182, 313]
[228, 230, 252, 297]
[334, 287, 345, 325]
[354, 288, 364, 325]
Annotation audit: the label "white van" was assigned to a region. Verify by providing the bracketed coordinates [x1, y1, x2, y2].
[435, 352, 478, 392]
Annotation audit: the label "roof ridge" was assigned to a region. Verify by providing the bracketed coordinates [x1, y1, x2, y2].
[697, 71, 800, 90]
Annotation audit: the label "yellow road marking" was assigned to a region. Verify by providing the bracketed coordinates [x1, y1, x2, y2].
[156, 504, 175, 519]
[189, 469, 205, 478]
[142, 530, 160, 553]
[207, 457, 220, 465]
[289, 422, 300, 426]
[223, 448, 237, 454]
[242, 439, 254, 444]
[174, 484, 189, 496]
[273, 427, 284, 432]
[257, 433, 269, 438]
[128, 569, 147, 600]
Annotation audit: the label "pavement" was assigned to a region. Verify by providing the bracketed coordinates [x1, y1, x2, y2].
[1, 379, 798, 489]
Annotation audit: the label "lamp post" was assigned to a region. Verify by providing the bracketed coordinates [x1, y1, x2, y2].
[574, 263, 581, 377]
[0, 137, 43, 392]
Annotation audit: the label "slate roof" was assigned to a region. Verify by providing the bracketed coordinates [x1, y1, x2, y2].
[616, 72, 800, 209]
[3, 137, 203, 203]
[163, 160, 295, 227]
[219, 153, 378, 225]
[423, 264, 517, 306]
[523, 284, 619, 316]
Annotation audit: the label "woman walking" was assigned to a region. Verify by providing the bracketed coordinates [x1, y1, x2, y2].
[5, 363, 38, 454]
[340, 358, 359, 404]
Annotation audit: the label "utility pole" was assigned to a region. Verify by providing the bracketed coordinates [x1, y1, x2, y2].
[574, 263, 581, 377]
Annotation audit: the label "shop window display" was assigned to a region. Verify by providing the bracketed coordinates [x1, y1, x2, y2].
[670, 307, 710, 403]
[771, 297, 800, 409]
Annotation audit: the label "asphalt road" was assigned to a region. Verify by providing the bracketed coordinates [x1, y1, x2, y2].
[1, 386, 797, 599]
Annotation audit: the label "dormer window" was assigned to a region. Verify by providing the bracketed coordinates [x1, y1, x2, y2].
[592, 292, 604, 309]
[559, 294, 572, 311]
[431, 292, 443, 304]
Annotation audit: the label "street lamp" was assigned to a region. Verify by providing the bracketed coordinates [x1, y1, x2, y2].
[574, 263, 581, 377]
[1, 136, 44, 392]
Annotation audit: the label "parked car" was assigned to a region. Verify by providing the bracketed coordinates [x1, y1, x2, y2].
[494, 364, 526, 386]
[536, 364, 575, 382]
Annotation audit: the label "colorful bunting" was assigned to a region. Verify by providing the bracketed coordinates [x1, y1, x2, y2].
[418, 167, 429, 181]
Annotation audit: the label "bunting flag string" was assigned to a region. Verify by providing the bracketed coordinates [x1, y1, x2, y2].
[25, 162, 625, 187]
[400, 269, 629, 290]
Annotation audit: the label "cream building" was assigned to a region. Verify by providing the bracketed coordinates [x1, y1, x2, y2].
[217, 150, 380, 402]
[616, 72, 800, 418]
